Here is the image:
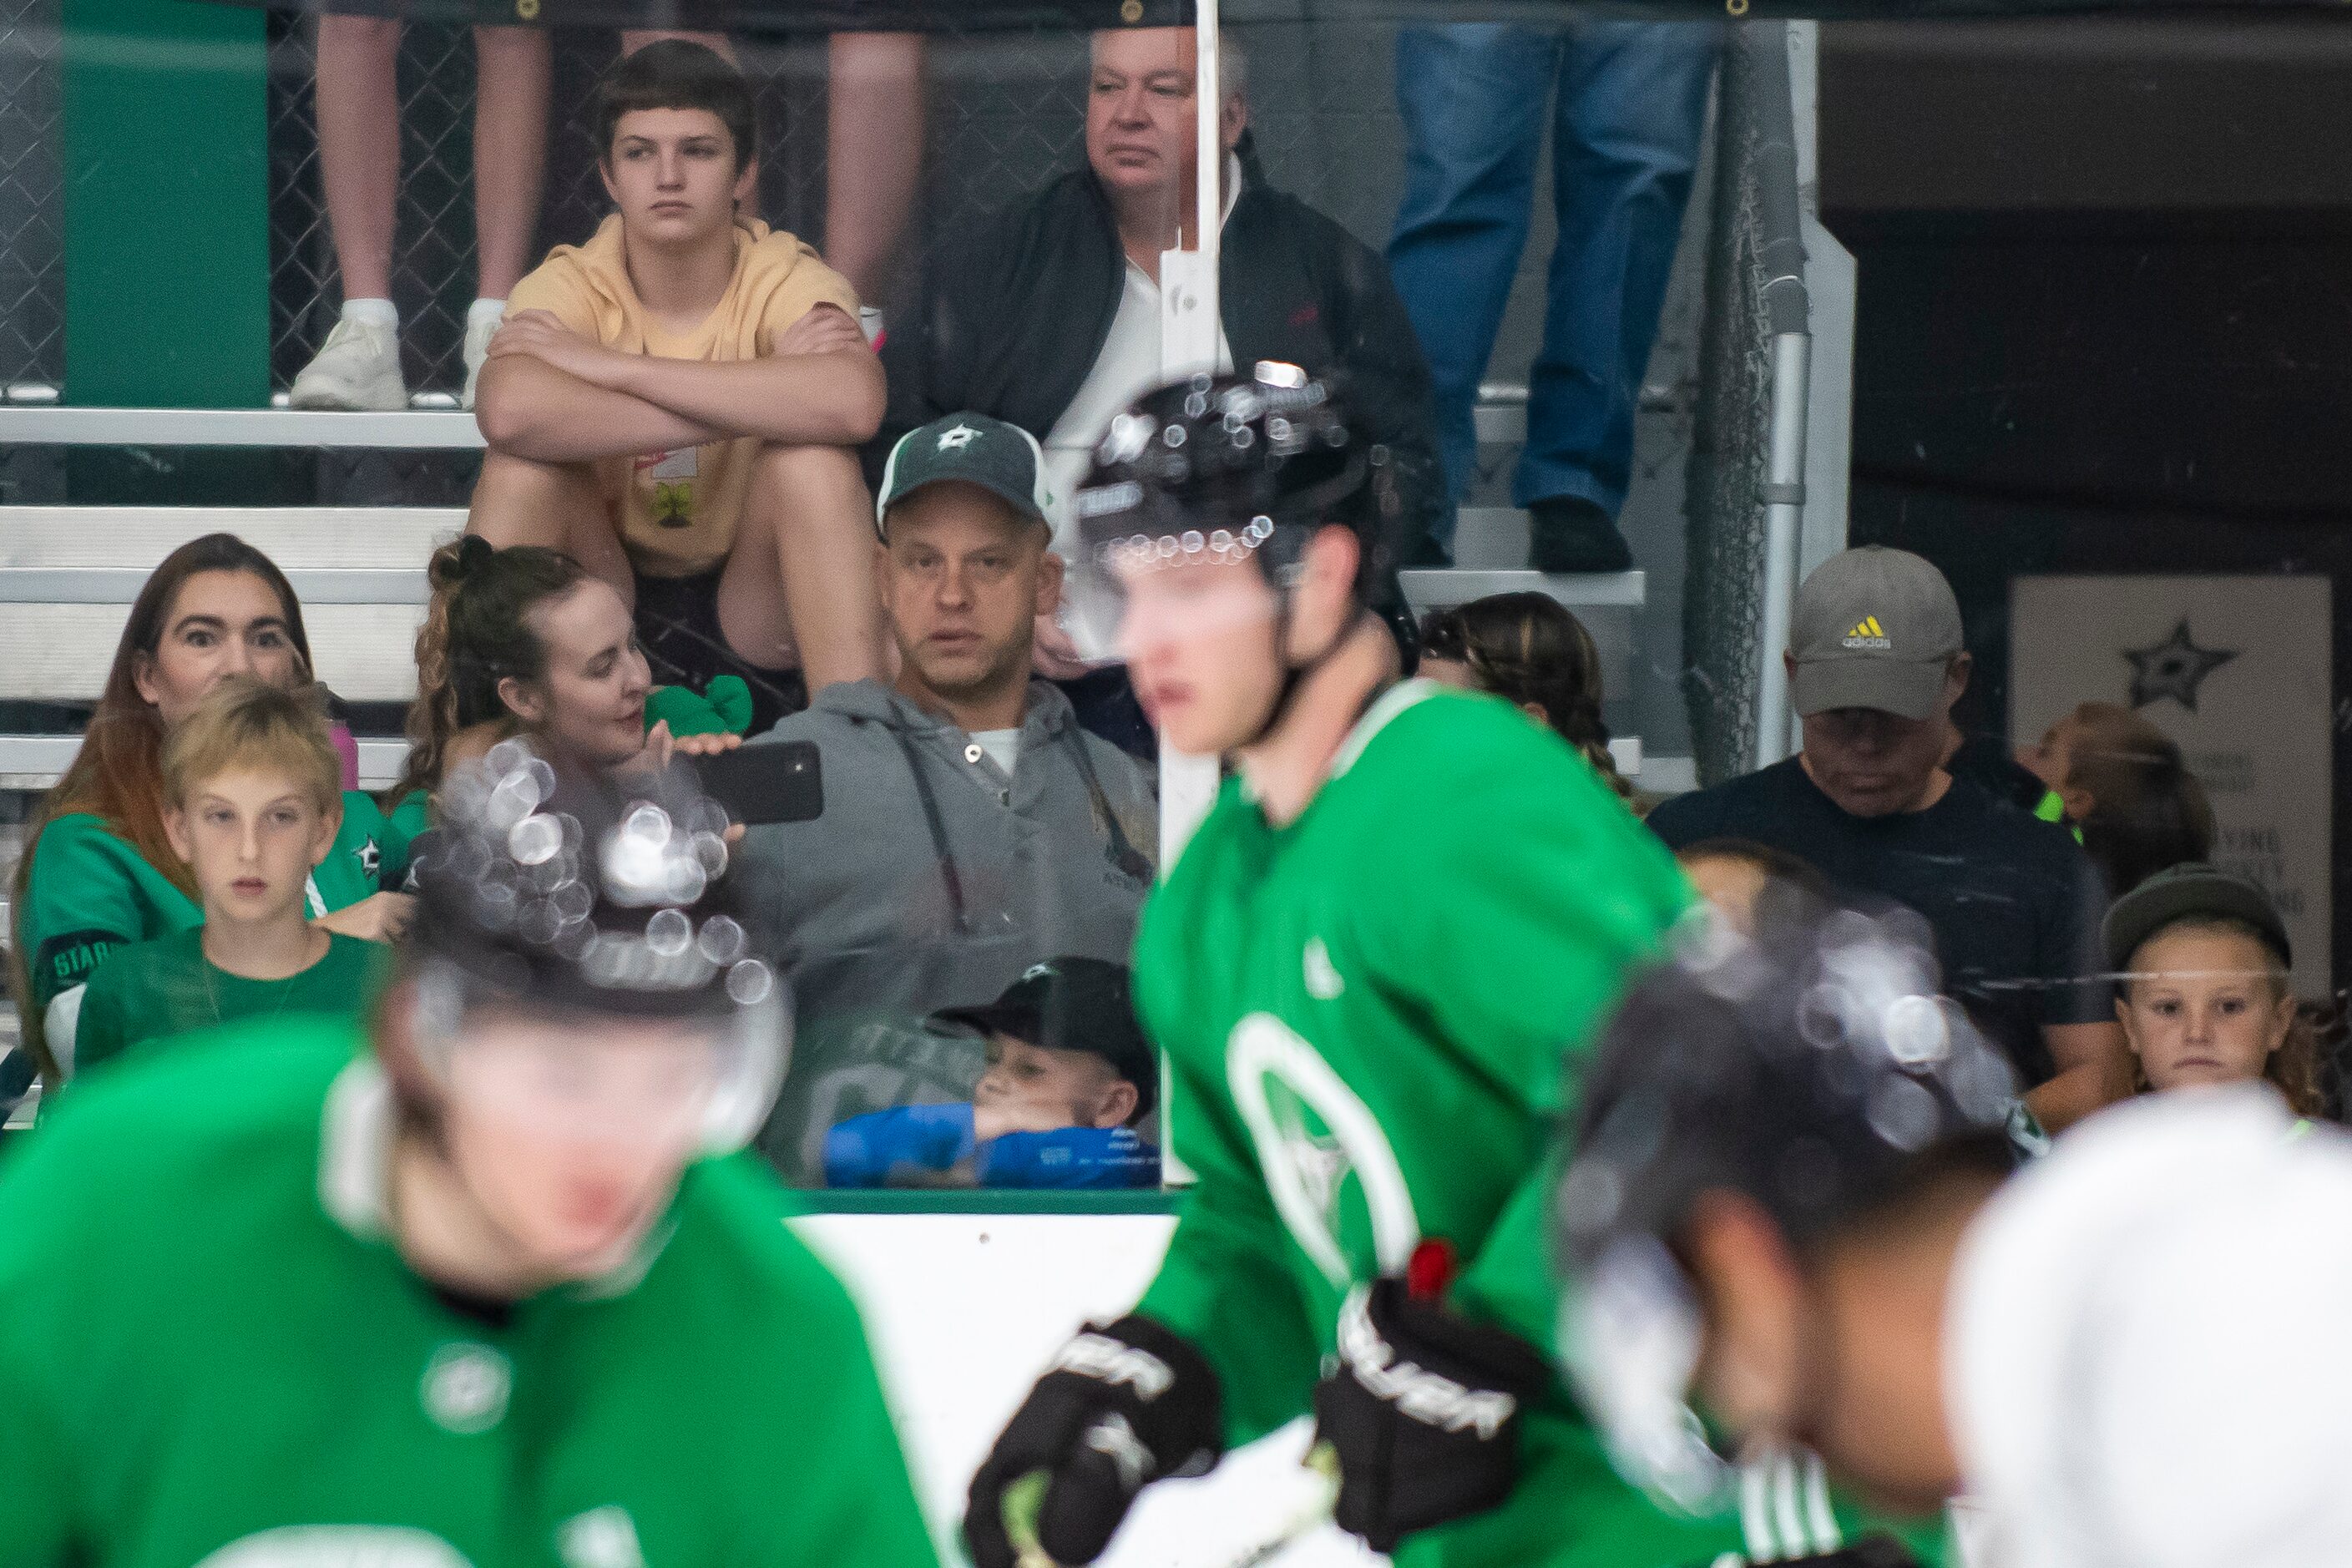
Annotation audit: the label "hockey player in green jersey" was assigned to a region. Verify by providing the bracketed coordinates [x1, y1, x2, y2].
[964, 370, 1913, 1568]
[0, 744, 938, 1568]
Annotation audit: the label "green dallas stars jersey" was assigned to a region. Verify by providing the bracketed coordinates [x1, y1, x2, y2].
[1132, 682, 1933, 1568]
[0, 1018, 938, 1568]
[17, 793, 406, 1062]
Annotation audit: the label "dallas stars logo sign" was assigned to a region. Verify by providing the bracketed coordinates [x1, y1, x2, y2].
[2122, 620, 2238, 713]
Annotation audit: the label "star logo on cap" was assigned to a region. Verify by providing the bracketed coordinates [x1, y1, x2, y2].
[2123, 620, 2238, 712]
[936, 422, 980, 453]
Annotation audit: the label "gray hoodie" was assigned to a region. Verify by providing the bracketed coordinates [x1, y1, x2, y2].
[737, 678, 1156, 1180]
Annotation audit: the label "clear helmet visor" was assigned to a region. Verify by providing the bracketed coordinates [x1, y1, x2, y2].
[1560, 1234, 1737, 1516]
[1065, 499, 1292, 664]
[407, 954, 789, 1153]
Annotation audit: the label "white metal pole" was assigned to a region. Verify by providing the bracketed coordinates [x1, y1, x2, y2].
[1194, 0, 1221, 286]
[1155, 0, 1225, 873]
[1155, 0, 1226, 1186]
[1753, 330, 1811, 767]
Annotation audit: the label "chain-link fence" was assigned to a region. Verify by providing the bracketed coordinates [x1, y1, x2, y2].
[1683, 20, 1803, 787]
[0, 0, 61, 393]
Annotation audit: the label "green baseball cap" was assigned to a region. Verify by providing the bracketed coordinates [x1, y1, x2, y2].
[1788, 546, 1965, 721]
[875, 412, 1054, 541]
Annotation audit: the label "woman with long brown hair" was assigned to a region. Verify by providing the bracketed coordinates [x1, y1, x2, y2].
[10, 534, 409, 1081]
[1417, 590, 1636, 804]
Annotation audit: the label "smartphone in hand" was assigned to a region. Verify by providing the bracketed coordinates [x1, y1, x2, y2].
[697, 741, 824, 827]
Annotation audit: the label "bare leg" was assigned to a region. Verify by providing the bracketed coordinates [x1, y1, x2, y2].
[824, 32, 925, 301]
[314, 14, 402, 302]
[620, 30, 736, 63]
[467, 452, 636, 609]
[725, 443, 884, 693]
[470, 27, 552, 299]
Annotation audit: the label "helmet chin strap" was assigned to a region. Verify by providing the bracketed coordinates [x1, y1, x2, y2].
[1239, 586, 1385, 752]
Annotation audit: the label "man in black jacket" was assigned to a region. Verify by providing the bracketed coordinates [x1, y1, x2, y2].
[874, 25, 1444, 683]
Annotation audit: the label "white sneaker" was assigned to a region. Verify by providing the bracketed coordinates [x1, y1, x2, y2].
[289, 317, 407, 412]
[463, 303, 504, 410]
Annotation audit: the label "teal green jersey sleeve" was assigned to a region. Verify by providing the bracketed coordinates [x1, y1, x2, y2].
[1342, 720, 1687, 1348]
[1136, 944, 1328, 1446]
[67, 958, 134, 1076]
[17, 813, 201, 1015]
[387, 788, 432, 867]
[1348, 737, 1690, 1116]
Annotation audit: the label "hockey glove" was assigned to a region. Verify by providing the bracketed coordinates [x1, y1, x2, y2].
[965, 1315, 1225, 1568]
[1311, 1277, 1551, 1553]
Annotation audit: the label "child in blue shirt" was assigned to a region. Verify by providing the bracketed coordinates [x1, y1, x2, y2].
[824, 958, 1160, 1190]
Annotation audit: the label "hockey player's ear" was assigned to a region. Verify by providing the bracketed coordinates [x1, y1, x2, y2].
[1285, 524, 1360, 653]
[1682, 1189, 1808, 1448]
[164, 804, 195, 865]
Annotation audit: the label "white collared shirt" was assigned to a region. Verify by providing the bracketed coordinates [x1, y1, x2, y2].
[1045, 154, 1245, 660]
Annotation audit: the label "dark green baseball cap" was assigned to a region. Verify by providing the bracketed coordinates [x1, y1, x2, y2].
[874, 412, 1054, 541]
[2103, 861, 2291, 973]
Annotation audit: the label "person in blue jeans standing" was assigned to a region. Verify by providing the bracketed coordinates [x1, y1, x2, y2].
[1388, 23, 1720, 573]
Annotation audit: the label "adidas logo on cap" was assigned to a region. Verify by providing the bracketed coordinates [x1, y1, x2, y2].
[1842, 615, 1892, 651]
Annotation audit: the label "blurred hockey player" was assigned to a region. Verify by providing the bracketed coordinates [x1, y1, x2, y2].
[1559, 892, 2352, 1568]
[0, 743, 937, 1568]
[965, 368, 1921, 1568]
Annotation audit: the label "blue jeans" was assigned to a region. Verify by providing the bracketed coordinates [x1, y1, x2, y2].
[1388, 22, 1720, 545]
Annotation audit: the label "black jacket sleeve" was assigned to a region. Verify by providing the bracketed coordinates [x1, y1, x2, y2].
[1308, 215, 1447, 571]
[1224, 186, 1447, 574]
[868, 173, 1126, 493]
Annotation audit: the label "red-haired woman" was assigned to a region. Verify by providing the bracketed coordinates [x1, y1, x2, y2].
[10, 534, 409, 1082]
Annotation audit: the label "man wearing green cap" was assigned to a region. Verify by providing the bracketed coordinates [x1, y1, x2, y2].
[737, 412, 1159, 1183]
[1648, 544, 2127, 1130]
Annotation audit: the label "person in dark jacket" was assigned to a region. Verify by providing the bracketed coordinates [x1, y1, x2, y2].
[873, 25, 1444, 684]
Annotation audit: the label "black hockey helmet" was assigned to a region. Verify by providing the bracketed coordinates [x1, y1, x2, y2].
[1067, 365, 1409, 645]
[1555, 898, 2017, 1511]
[397, 737, 787, 1150]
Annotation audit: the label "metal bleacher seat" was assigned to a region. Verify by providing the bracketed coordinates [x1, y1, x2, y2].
[0, 396, 1651, 787]
[1395, 386, 1651, 775]
[0, 405, 479, 792]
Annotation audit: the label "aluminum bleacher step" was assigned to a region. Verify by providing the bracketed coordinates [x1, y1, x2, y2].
[1399, 569, 1645, 612]
[0, 507, 460, 736]
[0, 405, 483, 448]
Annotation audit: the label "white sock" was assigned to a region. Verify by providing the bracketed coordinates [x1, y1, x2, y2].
[468, 298, 508, 328]
[341, 297, 397, 331]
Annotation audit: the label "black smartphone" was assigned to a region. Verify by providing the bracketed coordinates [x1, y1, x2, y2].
[697, 741, 824, 827]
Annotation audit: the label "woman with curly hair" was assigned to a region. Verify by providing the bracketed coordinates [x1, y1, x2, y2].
[390, 536, 736, 835]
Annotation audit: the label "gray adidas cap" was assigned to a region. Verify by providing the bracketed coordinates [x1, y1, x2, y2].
[1788, 546, 1965, 721]
[875, 412, 1053, 541]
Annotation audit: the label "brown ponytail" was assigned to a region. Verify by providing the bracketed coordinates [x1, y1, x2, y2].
[1419, 593, 1633, 802]
[390, 537, 589, 803]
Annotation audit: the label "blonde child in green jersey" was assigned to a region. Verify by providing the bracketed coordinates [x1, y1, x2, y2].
[73, 678, 391, 1075]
